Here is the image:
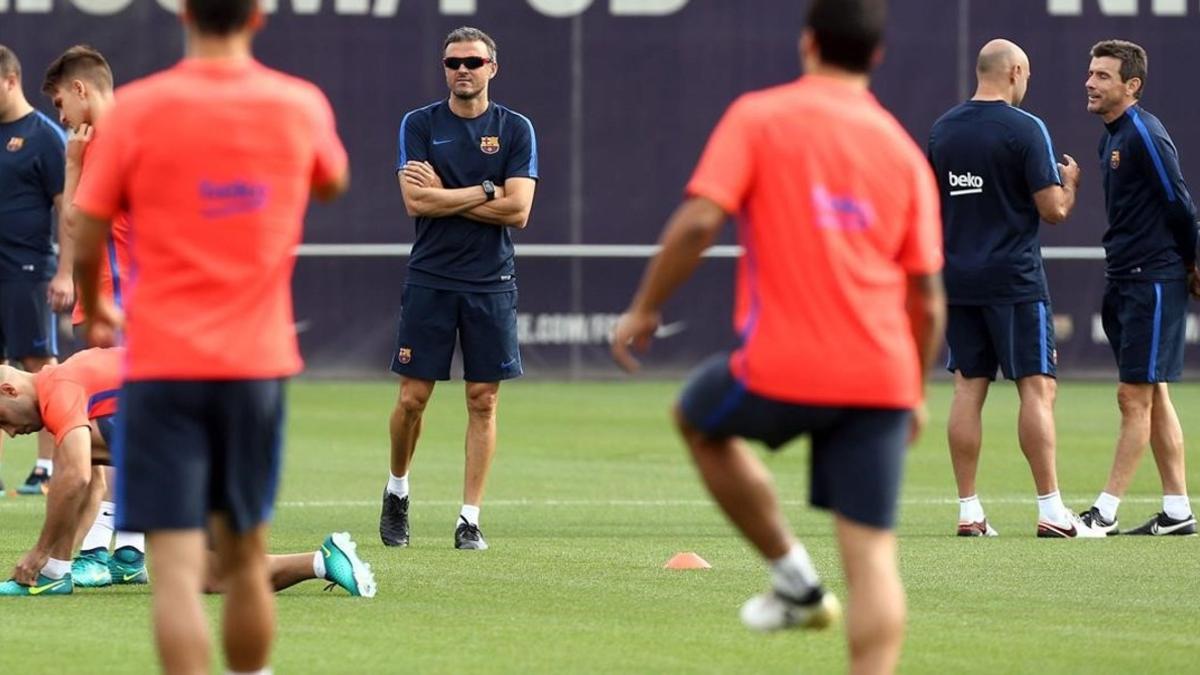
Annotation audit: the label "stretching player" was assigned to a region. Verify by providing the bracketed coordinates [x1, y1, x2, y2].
[0, 348, 376, 597]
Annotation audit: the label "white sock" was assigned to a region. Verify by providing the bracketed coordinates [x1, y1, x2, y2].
[114, 531, 145, 553]
[1163, 494, 1192, 520]
[958, 495, 985, 523]
[226, 669, 272, 675]
[770, 543, 821, 596]
[387, 473, 409, 499]
[36, 458, 53, 474]
[1094, 492, 1120, 522]
[312, 551, 326, 580]
[1037, 491, 1069, 524]
[459, 504, 480, 527]
[41, 558, 71, 580]
[81, 501, 116, 552]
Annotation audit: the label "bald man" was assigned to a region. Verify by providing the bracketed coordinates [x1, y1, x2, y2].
[927, 39, 1100, 538]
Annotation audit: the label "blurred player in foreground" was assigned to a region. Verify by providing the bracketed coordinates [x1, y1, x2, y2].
[613, 1, 945, 672]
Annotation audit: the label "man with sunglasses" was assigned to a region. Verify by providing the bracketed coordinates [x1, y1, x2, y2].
[383, 26, 538, 551]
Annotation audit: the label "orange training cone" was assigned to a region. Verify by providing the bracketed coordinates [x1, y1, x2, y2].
[664, 552, 711, 570]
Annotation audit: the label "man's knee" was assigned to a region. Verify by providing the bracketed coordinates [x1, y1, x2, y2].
[465, 384, 498, 419]
[397, 379, 434, 417]
[1017, 374, 1056, 405]
[1117, 383, 1154, 417]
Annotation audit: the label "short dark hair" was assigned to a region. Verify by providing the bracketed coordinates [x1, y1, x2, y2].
[443, 26, 497, 63]
[186, 0, 256, 36]
[42, 45, 113, 96]
[1091, 39, 1148, 99]
[0, 44, 21, 80]
[806, 0, 887, 74]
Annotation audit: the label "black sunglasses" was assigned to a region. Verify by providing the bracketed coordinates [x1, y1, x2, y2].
[443, 57, 493, 70]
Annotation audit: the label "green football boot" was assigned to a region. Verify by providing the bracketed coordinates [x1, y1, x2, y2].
[321, 532, 377, 598]
[72, 548, 113, 587]
[0, 574, 73, 596]
[109, 546, 149, 585]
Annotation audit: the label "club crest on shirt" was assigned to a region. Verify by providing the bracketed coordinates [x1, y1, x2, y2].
[480, 136, 500, 155]
[6, 136, 23, 152]
[1110, 150, 1120, 170]
[397, 347, 412, 364]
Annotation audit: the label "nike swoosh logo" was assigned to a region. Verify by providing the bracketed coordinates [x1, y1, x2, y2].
[322, 545, 331, 559]
[654, 321, 688, 339]
[101, 511, 115, 517]
[32, 338, 48, 347]
[29, 580, 67, 595]
[433, 139, 455, 145]
[500, 357, 519, 369]
[122, 572, 143, 582]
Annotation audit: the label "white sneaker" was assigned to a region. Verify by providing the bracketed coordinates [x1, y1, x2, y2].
[1037, 511, 1106, 538]
[740, 588, 842, 632]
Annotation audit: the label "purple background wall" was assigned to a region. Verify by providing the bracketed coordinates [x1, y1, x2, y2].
[2, 0, 1197, 376]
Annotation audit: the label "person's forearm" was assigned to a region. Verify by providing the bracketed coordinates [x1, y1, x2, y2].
[630, 209, 721, 313]
[35, 460, 89, 560]
[463, 193, 530, 228]
[406, 185, 489, 218]
[906, 277, 947, 390]
[73, 211, 110, 317]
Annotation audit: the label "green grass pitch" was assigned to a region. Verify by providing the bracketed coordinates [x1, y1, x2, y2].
[1, 380, 1196, 673]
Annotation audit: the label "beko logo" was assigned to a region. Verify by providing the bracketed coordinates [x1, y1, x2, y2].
[1048, 0, 1195, 16]
[948, 172, 984, 197]
[0, 0, 689, 17]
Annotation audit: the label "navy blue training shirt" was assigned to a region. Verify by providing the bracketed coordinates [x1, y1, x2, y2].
[397, 100, 538, 292]
[927, 100, 1062, 305]
[1099, 104, 1198, 280]
[0, 110, 65, 281]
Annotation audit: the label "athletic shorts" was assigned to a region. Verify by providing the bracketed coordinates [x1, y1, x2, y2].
[945, 301, 1056, 380]
[390, 284, 522, 382]
[93, 415, 116, 466]
[0, 280, 57, 360]
[1102, 278, 1187, 384]
[114, 379, 286, 534]
[678, 354, 910, 529]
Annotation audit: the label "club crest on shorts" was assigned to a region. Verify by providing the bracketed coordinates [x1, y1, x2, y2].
[1110, 150, 1120, 169]
[397, 347, 412, 364]
[6, 136, 24, 152]
[480, 136, 500, 155]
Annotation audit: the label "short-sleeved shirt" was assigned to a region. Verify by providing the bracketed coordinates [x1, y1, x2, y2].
[927, 101, 1062, 305]
[396, 100, 538, 292]
[33, 346, 123, 446]
[73, 58, 348, 380]
[0, 110, 65, 281]
[686, 75, 943, 409]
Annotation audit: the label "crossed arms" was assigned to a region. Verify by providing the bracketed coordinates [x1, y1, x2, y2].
[398, 160, 535, 229]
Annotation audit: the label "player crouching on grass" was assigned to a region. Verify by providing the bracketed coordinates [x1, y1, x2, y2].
[0, 347, 376, 598]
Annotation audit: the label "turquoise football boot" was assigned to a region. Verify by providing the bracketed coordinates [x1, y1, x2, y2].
[0, 574, 73, 596]
[321, 532, 377, 598]
[109, 546, 149, 585]
[72, 548, 113, 587]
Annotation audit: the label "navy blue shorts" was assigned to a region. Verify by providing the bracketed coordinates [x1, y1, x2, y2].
[390, 284, 522, 382]
[114, 379, 286, 534]
[93, 415, 116, 466]
[1102, 279, 1187, 383]
[0, 280, 57, 360]
[946, 301, 1056, 380]
[678, 354, 910, 529]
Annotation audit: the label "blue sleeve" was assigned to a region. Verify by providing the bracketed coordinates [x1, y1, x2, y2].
[1131, 113, 1198, 265]
[37, 119, 67, 200]
[396, 109, 430, 169]
[1018, 114, 1061, 194]
[503, 112, 538, 181]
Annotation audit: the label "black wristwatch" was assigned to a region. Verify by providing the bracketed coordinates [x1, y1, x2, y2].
[482, 180, 496, 201]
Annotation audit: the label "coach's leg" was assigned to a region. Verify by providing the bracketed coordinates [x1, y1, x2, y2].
[835, 516, 905, 675]
[1148, 384, 1188, 497]
[147, 529, 210, 675]
[1015, 375, 1058, 495]
[947, 374, 989, 499]
[1103, 382, 1155, 497]
[676, 408, 791, 558]
[463, 381, 500, 507]
[390, 377, 435, 477]
[210, 518, 274, 674]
